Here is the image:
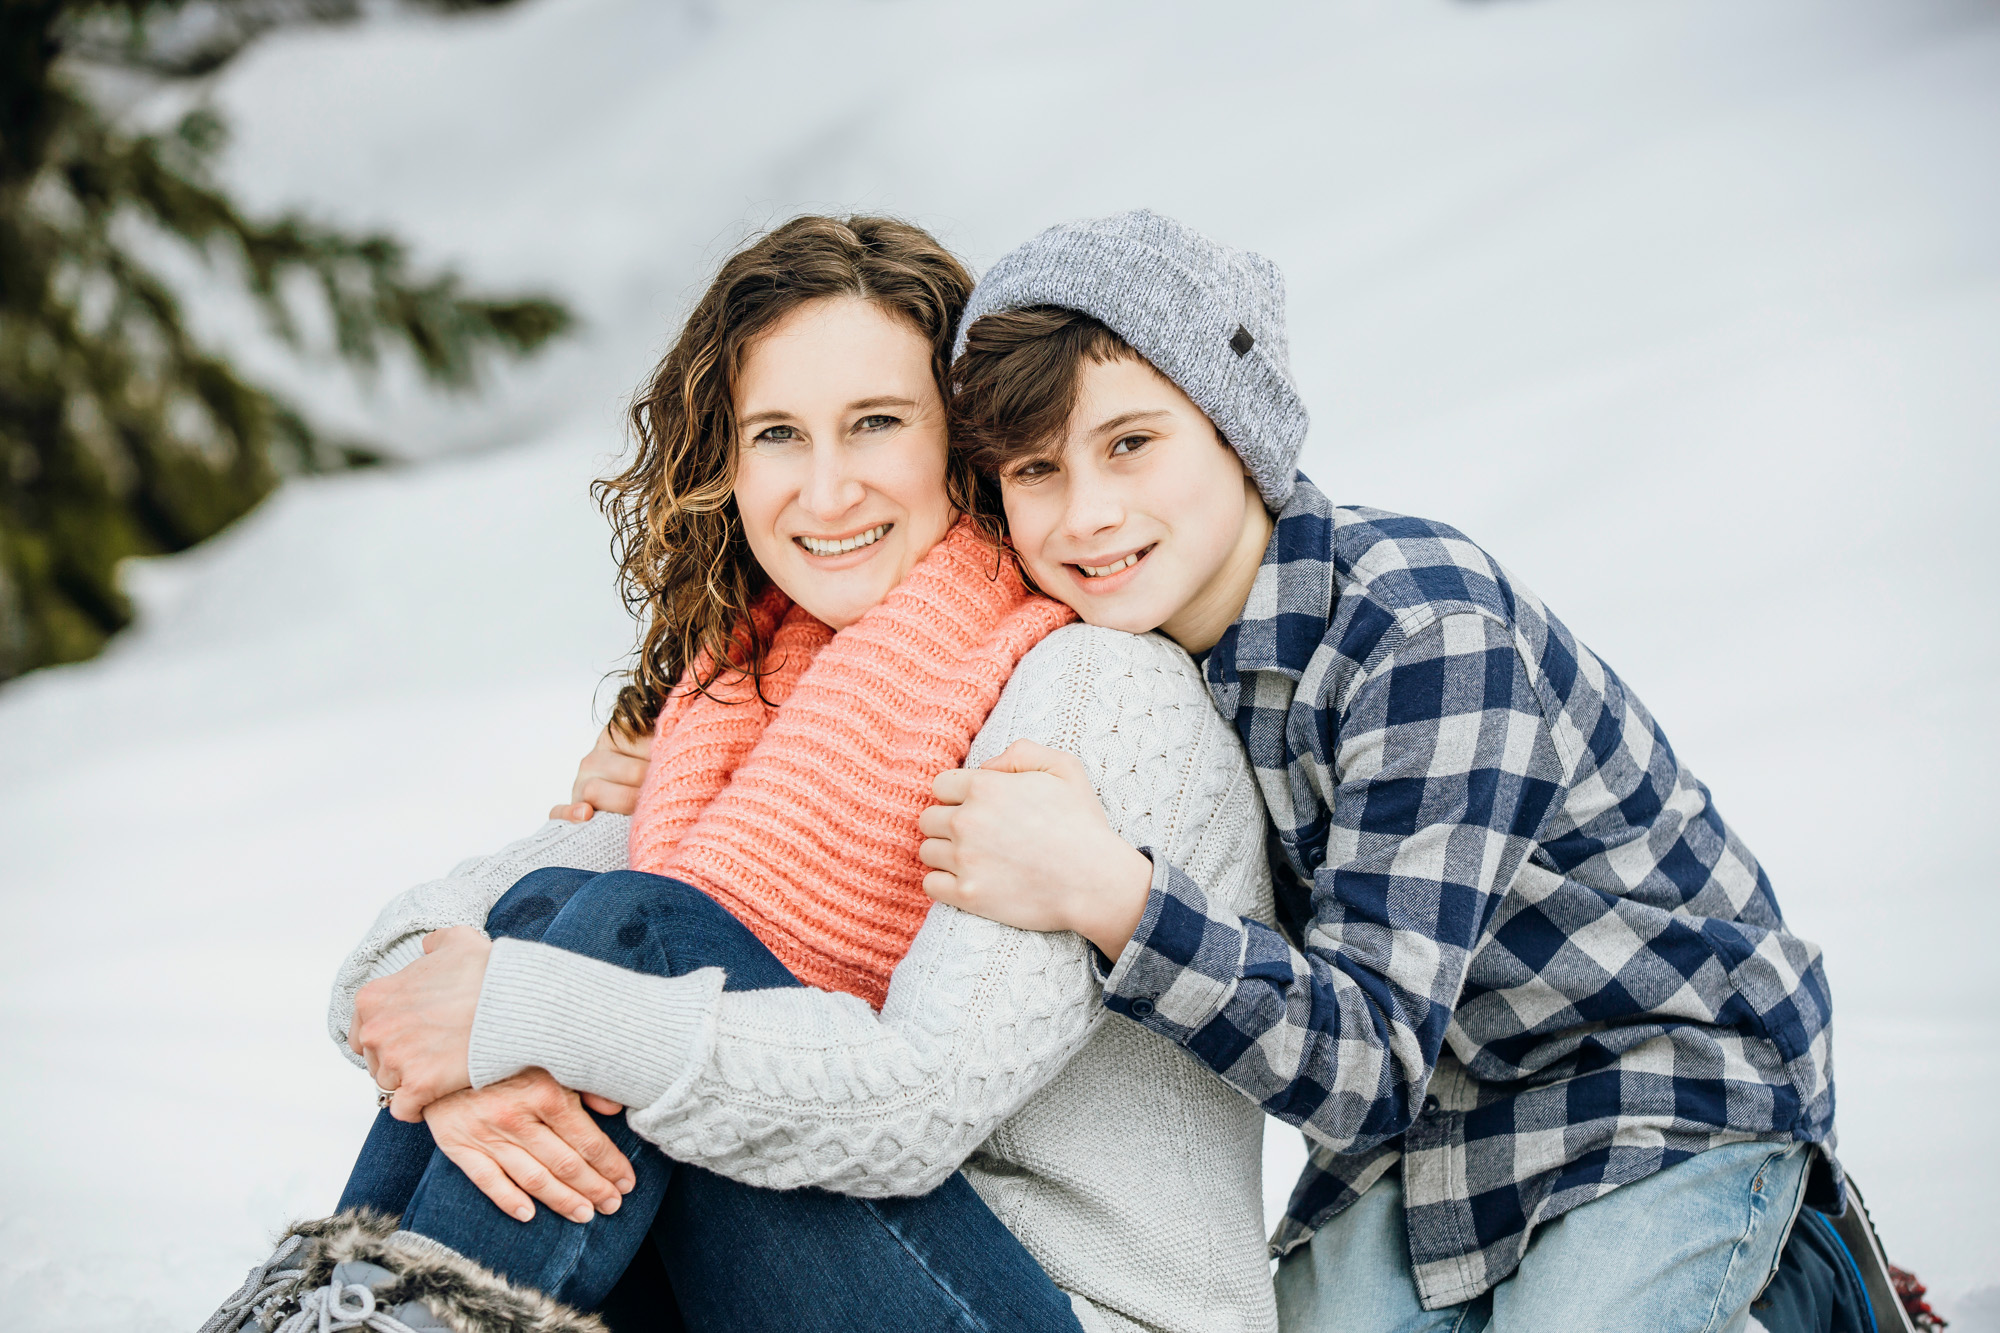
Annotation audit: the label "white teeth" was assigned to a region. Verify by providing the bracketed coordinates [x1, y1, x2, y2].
[798, 524, 888, 557]
[1078, 552, 1142, 578]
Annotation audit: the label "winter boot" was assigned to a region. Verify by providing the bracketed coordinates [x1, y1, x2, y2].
[198, 1209, 606, 1333]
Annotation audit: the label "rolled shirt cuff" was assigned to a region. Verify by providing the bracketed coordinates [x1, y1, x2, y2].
[1099, 851, 1244, 1044]
[468, 936, 724, 1112]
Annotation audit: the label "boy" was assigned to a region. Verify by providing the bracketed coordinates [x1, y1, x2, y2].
[919, 209, 1839, 1331]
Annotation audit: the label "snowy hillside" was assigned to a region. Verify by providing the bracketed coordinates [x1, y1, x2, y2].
[2, 0, 1997, 1327]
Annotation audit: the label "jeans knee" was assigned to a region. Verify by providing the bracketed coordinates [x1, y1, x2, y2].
[587, 870, 716, 916]
[536, 872, 798, 987]
[536, 871, 716, 969]
[486, 867, 599, 940]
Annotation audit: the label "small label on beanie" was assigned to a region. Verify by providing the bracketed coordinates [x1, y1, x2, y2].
[1229, 325, 1255, 357]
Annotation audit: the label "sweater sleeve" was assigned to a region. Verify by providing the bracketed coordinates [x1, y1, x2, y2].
[326, 811, 631, 1067]
[469, 624, 1262, 1196]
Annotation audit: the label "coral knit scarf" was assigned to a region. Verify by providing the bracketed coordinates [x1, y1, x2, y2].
[627, 521, 1075, 1008]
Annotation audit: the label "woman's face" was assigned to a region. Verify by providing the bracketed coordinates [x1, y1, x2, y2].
[732, 296, 955, 629]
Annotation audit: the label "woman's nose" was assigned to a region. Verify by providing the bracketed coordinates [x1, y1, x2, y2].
[800, 444, 865, 519]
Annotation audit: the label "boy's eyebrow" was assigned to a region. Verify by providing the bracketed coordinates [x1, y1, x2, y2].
[1090, 409, 1175, 436]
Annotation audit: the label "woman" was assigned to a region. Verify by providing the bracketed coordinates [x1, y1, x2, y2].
[201, 216, 1276, 1333]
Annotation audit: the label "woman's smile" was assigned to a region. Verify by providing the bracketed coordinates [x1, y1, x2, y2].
[795, 522, 893, 560]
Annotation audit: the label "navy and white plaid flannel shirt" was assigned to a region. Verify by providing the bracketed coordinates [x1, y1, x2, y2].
[1101, 475, 1839, 1309]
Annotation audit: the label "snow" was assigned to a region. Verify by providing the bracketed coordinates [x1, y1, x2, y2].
[3, 0, 1996, 1325]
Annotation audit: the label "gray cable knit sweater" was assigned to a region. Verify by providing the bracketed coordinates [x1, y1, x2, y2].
[331, 625, 1277, 1333]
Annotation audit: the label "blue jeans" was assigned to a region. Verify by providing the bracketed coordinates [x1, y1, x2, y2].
[1273, 1140, 1810, 1333]
[338, 868, 1082, 1332]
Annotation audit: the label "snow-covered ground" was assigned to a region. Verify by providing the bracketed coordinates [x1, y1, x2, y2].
[3, 0, 1997, 1326]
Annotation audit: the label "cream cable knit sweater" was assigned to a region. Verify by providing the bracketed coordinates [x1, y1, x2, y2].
[330, 625, 1277, 1333]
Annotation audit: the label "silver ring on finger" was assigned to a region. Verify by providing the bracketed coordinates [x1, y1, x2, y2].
[376, 1083, 397, 1110]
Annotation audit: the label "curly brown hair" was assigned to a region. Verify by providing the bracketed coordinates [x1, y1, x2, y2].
[599, 215, 985, 738]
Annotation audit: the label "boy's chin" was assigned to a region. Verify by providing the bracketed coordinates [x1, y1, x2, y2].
[1026, 561, 1173, 635]
[1062, 596, 1168, 637]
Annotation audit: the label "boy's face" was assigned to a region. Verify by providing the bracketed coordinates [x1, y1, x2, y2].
[999, 353, 1266, 651]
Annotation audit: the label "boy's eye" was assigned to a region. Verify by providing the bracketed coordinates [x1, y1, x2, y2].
[1006, 459, 1056, 484]
[1109, 433, 1150, 457]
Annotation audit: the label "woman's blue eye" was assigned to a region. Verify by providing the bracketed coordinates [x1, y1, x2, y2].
[753, 425, 800, 446]
[856, 414, 898, 432]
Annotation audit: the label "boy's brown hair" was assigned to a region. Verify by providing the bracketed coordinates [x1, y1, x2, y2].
[948, 305, 1143, 481]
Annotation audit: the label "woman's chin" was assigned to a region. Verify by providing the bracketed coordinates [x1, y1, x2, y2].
[782, 572, 895, 630]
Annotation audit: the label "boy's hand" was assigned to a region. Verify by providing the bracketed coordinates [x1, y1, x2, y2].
[350, 926, 490, 1121]
[919, 740, 1153, 961]
[424, 1070, 634, 1224]
[550, 724, 653, 822]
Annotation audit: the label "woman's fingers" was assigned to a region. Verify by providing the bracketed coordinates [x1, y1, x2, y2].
[544, 1097, 636, 1194]
[576, 775, 642, 816]
[549, 801, 594, 822]
[487, 1139, 598, 1225]
[433, 1137, 536, 1223]
[423, 1073, 629, 1223]
[604, 725, 653, 763]
[569, 726, 653, 808]
[514, 1118, 625, 1213]
[596, 751, 649, 786]
[917, 837, 956, 872]
[388, 1080, 434, 1124]
[580, 1092, 623, 1117]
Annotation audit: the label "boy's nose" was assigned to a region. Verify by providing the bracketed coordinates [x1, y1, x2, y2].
[1060, 480, 1125, 541]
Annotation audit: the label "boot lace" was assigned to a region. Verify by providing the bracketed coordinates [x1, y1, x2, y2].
[268, 1276, 425, 1333]
[199, 1234, 308, 1333]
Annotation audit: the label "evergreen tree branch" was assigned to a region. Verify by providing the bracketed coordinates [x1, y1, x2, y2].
[1, 0, 570, 680]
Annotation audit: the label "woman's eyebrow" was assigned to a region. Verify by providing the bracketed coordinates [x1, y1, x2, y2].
[847, 396, 918, 412]
[738, 409, 794, 429]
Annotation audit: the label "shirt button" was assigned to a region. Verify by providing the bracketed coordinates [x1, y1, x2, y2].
[1422, 1095, 1442, 1116]
[1129, 998, 1157, 1018]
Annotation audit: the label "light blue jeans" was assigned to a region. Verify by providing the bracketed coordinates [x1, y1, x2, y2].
[1275, 1141, 1810, 1333]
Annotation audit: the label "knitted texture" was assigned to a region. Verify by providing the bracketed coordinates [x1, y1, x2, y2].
[953, 209, 1309, 510]
[627, 520, 1074, 1008]
[471, 626, 1279, 1333]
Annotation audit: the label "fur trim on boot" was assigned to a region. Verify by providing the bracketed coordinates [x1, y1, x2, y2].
[199, 1209, 606, 1333]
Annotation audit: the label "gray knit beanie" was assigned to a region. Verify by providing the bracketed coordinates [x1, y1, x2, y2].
[953, 209, 1308, 510]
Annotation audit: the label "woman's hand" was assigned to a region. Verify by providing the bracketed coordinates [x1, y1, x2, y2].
[350, 926, 491, 1121]
[424, 1070, 636, 1224]
[549, 724, 653, 822]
